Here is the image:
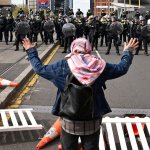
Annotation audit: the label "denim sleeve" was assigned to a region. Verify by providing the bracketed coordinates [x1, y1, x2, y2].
[26, 47, 69, 83]
[104, 51, 134, 80]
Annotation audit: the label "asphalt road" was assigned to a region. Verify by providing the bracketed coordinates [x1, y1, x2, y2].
[0, 42, 150, 149]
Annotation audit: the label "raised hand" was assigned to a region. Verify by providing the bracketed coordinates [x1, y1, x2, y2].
[123, 38, 139, 53]
[22, 38, 33, 50]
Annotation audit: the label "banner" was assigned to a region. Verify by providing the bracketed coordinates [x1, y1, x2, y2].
[38, 0, 50, 9]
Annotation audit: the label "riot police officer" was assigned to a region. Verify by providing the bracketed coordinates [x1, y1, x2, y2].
[130, 19, 139, 38]
[105, 16, 122, 55]
[99, 16, 108, 47]
[121, 11, 127, 19]
[62, 17, 76, 53]
[58, 7, 64, 16]
[76, 9, 83, 16]
[74, 15, 84, 38]
[54, 14, 64, 46]
[87, 9, 92, 18]
[135, 19, 149, 56]
[18, 8, 25, 15]
[120, 18, 130, 44]
[29, 15, 40, 43]
[0, 12, 7, 42]
[101, 9, 106, 18]
[5, 13, 14, 44]
[43, 16, 55, 45]
[145, 11, 150, 22]
[67, 8, 74, 16]
[135, 10, 140, 20]
[88, 15, 100, 50]
[14, 14, 30, 51]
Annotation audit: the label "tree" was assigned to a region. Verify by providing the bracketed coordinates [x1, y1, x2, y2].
[12, 5, 29, 17]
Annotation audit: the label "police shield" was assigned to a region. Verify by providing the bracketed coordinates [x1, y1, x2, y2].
[62, 23, 76, 37]
[43, 20, 54, 32]
[141, 25, 150, 38]
[109, 21, 123, 35]
[16, 21, 30, 35]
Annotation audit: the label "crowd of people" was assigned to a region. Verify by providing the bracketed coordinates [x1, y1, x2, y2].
[0, 7, 150, 55]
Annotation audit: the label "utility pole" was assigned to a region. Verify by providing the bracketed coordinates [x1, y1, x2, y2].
[124, 0, 126, 12]
[139, 0, 141, 8]
[23, 0, 24, 8]
[129, 0, 131, 5]
[108, 0, 110, 16]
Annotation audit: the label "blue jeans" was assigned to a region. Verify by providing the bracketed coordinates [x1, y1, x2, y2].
[61, 128, 100, 150]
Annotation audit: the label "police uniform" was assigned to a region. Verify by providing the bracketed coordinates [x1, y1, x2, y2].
[120, 19, 130, 44]
[5, 14, 14, 43]
[88, 16, 100, 50]
[105, 17, 121, 55]
[0, 13, 7, 42]
[135, 20, 149, 56]
[99, 17, 108, 47]
[62, 20, 76, 53]
[74, 16, 84, 38]
[43, 17, 55, 45]
[14, 14, 30, 51]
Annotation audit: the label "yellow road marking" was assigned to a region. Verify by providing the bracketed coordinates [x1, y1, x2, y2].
[0, 45, 59, 126]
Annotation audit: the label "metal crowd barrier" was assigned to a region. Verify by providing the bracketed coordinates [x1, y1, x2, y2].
[0, 108, 43, 132]
[99, 117, 150, 150]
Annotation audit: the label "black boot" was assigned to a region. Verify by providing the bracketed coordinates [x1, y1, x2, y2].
[105, 51, 110, 55]
[116, 52, 120, 55]
[15, 47, 19, 51]
[62, 50, 67, 53]
[144, 52, 149, 56]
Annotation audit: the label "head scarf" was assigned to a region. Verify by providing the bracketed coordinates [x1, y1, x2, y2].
[66, 38, 106, 85]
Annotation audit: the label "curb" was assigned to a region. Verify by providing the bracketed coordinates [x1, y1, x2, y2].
[0, 42, 58, 108]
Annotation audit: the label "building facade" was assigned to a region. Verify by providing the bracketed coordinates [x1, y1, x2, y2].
[94, 0, 114, 16]
[0, 0, 11, 7]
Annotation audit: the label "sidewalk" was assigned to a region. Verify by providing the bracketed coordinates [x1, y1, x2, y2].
[0, 42, 58, 109]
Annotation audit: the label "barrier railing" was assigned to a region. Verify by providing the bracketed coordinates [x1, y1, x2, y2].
[98, 117, 150, 150]
[0, 108, 43, 132]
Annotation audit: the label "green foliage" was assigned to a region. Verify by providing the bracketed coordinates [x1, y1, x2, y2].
[12, 5, 29, 18]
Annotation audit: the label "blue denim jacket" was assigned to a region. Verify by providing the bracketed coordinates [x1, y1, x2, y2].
[27, 48, 133, 118]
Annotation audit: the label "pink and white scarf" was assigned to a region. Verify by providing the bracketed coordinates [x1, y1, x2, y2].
[65, 38, 106, 85]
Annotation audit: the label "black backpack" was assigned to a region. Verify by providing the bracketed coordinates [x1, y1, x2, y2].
[59, 74, 95, 121]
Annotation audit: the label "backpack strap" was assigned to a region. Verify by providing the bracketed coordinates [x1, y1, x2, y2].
[63, 74, 74, 91]
[102, 83, 107, 90]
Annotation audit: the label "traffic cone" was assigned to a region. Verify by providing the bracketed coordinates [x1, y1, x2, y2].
[36, 118, 61, 150]
[0, 78, 19, 87]
[130, 116, 145, 136]
[58, 144, 83, 150]
[58, 137, 83, 150]
[124, 114, 146, 137]
[58, 144, 62, 150]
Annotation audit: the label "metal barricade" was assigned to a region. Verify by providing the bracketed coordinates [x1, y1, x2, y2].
[0, 108, 43, 132]
[99, 117, 150, 150]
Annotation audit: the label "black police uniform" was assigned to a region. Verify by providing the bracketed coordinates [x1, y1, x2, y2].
[135, 22, 149, 56]
[0, 14, 7, 42]
[105, 21, 120, 55]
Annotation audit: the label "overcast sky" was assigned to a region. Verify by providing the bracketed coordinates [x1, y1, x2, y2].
[11, 0, 23, 5]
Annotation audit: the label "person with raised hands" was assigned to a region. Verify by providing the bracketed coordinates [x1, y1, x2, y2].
[23, 37, 138, 150]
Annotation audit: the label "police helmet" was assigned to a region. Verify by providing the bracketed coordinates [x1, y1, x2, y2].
[89, 15, 94, 20]
[19, 14, 25, 20]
